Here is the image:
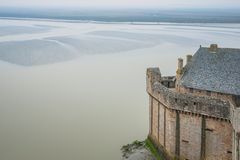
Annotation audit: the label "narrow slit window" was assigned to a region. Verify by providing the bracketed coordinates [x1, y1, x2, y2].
[207, 91, 211, 96]
[189, 88, 193, 93]
[182, 140, 189, 143]
[205, 128, 214, 132]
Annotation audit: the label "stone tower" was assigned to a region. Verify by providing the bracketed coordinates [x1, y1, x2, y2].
[147, 44, 240, 160]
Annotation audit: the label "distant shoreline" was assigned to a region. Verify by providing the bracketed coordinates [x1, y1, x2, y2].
[0, 8, 240, 23]
[1, 17, 240, 25]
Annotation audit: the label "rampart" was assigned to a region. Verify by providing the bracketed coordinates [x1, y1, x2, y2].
[146, 68, 239, 160]
[147, 68, 231, 120]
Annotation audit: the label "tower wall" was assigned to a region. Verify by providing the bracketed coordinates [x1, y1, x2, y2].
[147, 68, 234, 160]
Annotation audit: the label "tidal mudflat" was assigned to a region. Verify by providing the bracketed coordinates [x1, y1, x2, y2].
[0, 19, 240, 160]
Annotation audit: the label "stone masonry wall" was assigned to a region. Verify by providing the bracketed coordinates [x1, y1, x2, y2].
[152, 98, 159, 141]
[205, 118, 232, 160]
[147, 68, 234, 160]
[165, 109, 176, 157]
[179, 86, 234, 106]
[159, 103, 165, 147]
[179, 113, 202, 160]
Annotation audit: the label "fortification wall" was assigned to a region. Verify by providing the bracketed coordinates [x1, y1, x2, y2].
[179, 112, 201, 160]
[147, 68, 231, 120]
[205, 118, 232, 160]
[165, 108, 176, 157]
[147, 68, 233, 160]
[178, 86, 234, 105]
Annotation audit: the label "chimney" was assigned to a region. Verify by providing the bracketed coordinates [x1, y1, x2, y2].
[209, 44, 218, 53]
[186, 55, 192, 64]
[176, 58, 183, 90]
[178, 58, 183, 70]
[176, 58, 183, 75]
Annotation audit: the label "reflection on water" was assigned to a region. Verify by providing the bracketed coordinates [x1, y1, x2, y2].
[0, 19, 240, 160]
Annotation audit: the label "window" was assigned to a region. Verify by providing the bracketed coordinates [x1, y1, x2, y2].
[234, 96, 240, 106]
[182, 140, 189, 143]
[207, 91, 211, 96]
[205, 128, 214, 132]
[189, 88, 193, 93]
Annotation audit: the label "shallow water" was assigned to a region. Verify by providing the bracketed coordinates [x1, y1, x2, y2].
[0, 19, 240, 160]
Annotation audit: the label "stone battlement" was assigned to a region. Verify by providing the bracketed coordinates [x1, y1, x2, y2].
[147, 68, 231, 120]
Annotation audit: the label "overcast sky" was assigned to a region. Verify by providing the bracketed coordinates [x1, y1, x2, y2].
[1, 0, 240, 8]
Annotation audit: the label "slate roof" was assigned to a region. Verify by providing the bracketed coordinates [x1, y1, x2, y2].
[180, 46, 240, 96]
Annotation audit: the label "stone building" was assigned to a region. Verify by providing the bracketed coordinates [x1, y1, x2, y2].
[146, 44, 240, 160]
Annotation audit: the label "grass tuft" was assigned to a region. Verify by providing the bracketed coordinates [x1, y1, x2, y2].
[145, 138, 162, 160]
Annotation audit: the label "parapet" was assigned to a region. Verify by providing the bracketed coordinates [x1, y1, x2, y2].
[161, 76, 175, 88]
[147, 68, 231, 120]
[147, 68, 161, 92]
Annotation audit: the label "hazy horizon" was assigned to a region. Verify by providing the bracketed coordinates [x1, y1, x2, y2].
[1, 6, 240, 10]
[0, 7, 240, 23]
[1, 0, 240, 9]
